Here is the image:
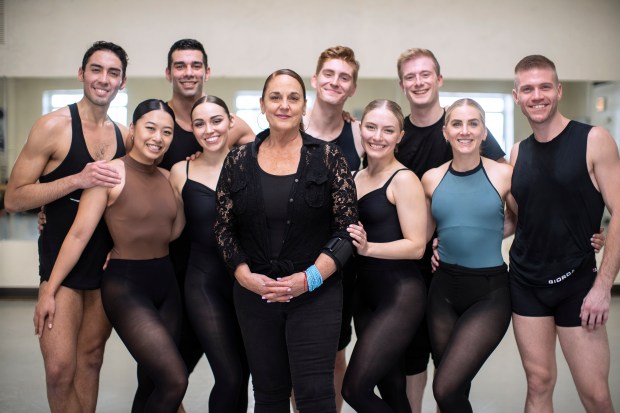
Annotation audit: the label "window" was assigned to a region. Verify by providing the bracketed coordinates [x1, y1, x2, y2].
[42, 90, 128, 126]
[235, 91, 315, 134]
[439, 92, 514, 155]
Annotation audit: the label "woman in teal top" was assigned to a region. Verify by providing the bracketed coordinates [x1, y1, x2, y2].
[421, 98, 516, 413]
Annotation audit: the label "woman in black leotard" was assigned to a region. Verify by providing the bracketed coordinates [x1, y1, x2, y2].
[342, 99, 428, 413]
[34, 99, 187, 413]
[169, 95, 249, 413]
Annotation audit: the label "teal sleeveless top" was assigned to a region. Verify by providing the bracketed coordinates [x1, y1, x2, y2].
[431, 161, 504, 268]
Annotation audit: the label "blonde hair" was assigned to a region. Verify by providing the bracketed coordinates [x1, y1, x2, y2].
[361, 99, 405, 131]
[444, 98, 486, 127]
[397, 48, 440, 80]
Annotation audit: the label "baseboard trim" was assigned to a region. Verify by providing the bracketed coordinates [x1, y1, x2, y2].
[0, 288, 38, 299]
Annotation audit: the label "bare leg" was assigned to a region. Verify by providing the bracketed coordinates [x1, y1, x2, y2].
[512, 314, 557, 413]
[38, 283, 84, 413]
[74, 289, 112, 413]
[558, 325, 614, 413]
[406, 371, 427, 413]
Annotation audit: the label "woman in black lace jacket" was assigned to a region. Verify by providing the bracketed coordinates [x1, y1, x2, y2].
[215, 69, 358, 413]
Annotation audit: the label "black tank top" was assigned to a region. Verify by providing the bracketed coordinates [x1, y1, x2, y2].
[333, 122, 361, 171]
[38, 103, 125, 288]
[182, 161, 218, 251]
[357, 169, 411, 268]
[158, 105, 202, 171]
[510, 121, 604, 286]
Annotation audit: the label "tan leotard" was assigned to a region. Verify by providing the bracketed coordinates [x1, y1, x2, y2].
[105, 155, 177, 260]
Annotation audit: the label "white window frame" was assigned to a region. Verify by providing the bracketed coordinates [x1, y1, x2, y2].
[235, 90, 315, 134]
[439, 92, 514, 156]
[42, 89, 128, 126]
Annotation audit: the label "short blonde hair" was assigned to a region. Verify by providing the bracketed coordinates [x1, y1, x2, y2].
[397, 48, 440, 80]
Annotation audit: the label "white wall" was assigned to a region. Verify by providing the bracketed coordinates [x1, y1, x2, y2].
[2, 0, 620, 80]
[0, 240, 38, 288]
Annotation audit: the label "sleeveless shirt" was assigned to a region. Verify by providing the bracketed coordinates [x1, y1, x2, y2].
[357, 169, 412, 269]
[510, 121, 604, 286]
[38, 103, 124, 289]
[105, 155, 177, 260]
[158, 105, 202, 171]
[333, 122, 361, 171]
[432, 162, 504, 268]
[181, 161, 218, 252]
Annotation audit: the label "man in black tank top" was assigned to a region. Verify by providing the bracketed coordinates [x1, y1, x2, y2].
[395, 48, 507, 412]
[158, 39, 257, 409]
[509, 55, 619, 413]
[5, 41, 129, 413]
[301, 45, 364, 413]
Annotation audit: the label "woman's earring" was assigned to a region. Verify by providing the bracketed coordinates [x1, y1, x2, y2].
[256, 112, 268, 131]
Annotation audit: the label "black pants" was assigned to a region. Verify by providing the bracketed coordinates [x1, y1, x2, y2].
[234, 277, 342, 413]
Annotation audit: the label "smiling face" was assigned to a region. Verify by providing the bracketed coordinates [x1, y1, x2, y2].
[166, 49, 210, 100]
[191, 101, 232, 153]
[360, 104, 404, 161]
[260, 73, 306, 133]
[398, 56, 443, 109]
[311, 58, 357, 106]
[513, 67, 562, 125]
[78, 50, 126, 107]
[443, 103, 487, 156]
[129, 109, 175, 164]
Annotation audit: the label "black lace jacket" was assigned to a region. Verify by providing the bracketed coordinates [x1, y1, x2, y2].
[215, 129, 358, 278]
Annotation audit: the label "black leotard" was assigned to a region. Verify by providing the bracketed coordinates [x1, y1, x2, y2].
[343, 169, 427, 412]
[182, 160, 249, 412]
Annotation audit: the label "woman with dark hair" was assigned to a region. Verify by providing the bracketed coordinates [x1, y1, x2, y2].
[34, 99, 188, 413]
[342, 99, 428, 413]
[169, 95, 249, 413]
[215, 69, 358, 413]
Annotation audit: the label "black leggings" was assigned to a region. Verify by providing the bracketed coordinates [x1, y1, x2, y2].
[184, 249, 250, 413]
[169, 232, 204, 374]
[343, 260, 426, 413]
[428, 262, 511, 413]
[234, 276, 342, 413]
[102, 257, 188, 413]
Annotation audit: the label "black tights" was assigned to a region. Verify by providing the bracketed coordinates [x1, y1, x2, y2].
[428, 263, 511, 413]
[343, 262, 426, 413]
[102, 258, 188, 413]
[184, 251, 250, 413]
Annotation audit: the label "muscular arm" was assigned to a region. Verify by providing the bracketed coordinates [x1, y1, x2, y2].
[350, 171, 427, 260]
[5, 114, 121, 213]
[228, 114, 255, 146]
[581, 127, 620, 329]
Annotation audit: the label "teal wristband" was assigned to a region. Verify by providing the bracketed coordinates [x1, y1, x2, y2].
[305, 265, 323, 292]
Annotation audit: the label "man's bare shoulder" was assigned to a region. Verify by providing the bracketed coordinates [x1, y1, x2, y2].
[28, 107, 73, 146]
